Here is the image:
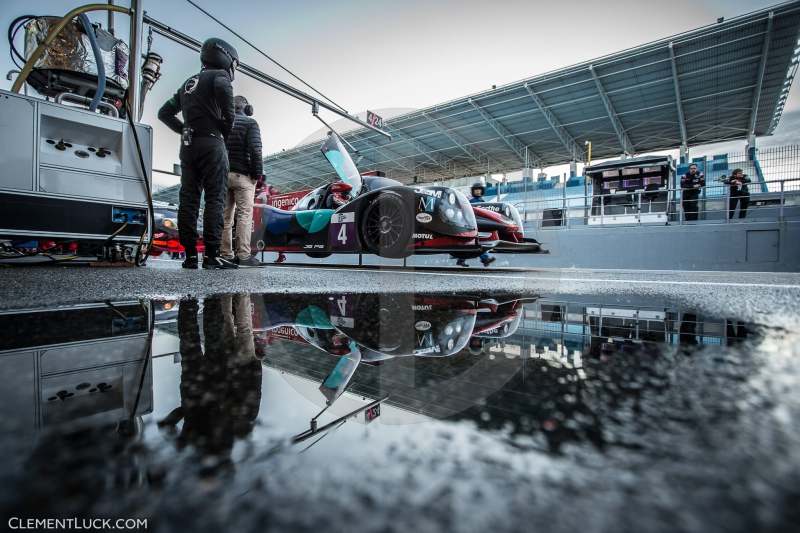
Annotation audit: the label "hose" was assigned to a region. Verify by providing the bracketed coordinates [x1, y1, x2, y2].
[77, 13, 105, 112]
[124, 98, 155, 266]
[7, 15, 37, 69]
[11, 3, 131, 93]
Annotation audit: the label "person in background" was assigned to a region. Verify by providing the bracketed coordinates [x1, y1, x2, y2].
[680, 164, 705, 221]
[221, 95, 263, 267]
[721, 168, 751, 219]
[456, 181, 496, 268]
[158, 38, 239, 270]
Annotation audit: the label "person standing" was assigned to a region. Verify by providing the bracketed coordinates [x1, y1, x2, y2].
[157, 38, 239, 270]
[680, 164, 705, 221]
[722, 168, 751, 219]
[221, 95, 263, 267]
[456, 182, 496, 268]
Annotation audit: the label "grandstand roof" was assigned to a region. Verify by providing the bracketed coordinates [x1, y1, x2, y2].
[264, 1, 800, 192]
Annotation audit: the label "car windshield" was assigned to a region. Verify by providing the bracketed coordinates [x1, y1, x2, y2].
[321, 132, 362, 197]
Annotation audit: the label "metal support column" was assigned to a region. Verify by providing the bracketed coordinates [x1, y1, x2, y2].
[127, 0, 144, 120]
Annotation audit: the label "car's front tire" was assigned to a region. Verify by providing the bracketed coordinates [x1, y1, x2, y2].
[361, 192, 413, 258]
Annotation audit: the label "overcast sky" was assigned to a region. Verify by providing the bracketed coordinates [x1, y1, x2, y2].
[2, 0, 797, 187]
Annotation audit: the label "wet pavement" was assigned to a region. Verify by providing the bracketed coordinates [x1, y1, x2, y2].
[0, 282, 799, 533]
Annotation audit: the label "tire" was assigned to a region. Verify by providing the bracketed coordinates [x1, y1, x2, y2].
[361, 192, 413, 258]
[306, 252, 331, 258]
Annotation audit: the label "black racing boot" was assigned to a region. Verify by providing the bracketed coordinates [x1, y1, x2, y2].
[481, 256, 496, 267]
[182, 255, 199, 269]
[203, 251, 238, 270]
[456, 258, 469, 268]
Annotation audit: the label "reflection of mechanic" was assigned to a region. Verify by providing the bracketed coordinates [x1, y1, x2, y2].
[721, 168, 751, 219]
[158, 295, 261, 474]
[221, 95, 263, 267]
[456, 182, 496, 268]
[158, 38, 239, 270]
[680, 164, 705, 221]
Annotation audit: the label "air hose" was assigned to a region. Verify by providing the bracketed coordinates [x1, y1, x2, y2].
[77, 13, 105, 112]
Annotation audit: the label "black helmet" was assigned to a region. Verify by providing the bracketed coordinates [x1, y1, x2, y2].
[470, 181, 485, 197]
[200, 38, 239, 77]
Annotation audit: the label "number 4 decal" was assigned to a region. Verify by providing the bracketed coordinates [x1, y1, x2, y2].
[337, 224, 348, 244]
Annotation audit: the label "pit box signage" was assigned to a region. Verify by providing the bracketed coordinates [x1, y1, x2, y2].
[366, 110, 384, 130]
[364, 404, 381, 424]
[266, 189, 312, 211]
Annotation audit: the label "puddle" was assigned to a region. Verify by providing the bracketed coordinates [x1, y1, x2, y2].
[0, 292, 797, 533]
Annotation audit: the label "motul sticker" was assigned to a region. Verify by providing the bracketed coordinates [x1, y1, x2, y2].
[416, 213, 433, 223]
[413, 233, 433, 240]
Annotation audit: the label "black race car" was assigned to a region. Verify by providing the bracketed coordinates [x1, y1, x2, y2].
[252, 132, 543, 259]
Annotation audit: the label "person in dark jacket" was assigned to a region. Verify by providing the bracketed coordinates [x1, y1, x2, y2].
[680, 164, 705, 221]
[157, 38, 239, 270]
[221, 95, 263, 267]
[721, 168, 751, 219]
[456, 182, 496, 268]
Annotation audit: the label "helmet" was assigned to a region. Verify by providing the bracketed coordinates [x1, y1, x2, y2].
[470, 181, 485, 198]
[200, 38, 239, 77]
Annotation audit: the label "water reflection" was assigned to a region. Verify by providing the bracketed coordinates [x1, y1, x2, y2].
[0, 294, 760, 453]
[0, 292, 769, 523]
[157, 295, 261, 474]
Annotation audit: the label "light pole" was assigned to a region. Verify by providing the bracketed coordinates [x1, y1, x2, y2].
[584, 140, 592, 167]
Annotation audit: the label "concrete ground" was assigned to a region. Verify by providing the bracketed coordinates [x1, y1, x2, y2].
[2, 259, 799, 329]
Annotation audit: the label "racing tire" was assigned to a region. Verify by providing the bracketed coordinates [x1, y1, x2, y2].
[306, 252, 332, 258]
[361, 192, 413, 258]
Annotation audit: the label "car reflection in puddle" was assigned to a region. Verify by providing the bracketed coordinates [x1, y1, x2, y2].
[0, 291, 791, 532]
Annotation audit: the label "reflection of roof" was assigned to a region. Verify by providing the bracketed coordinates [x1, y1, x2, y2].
[265, 2, 800, 192]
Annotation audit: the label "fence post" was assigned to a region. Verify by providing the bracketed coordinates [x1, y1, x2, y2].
[600, 195, 604, 226]
[725, 187, 730, 223]
[779, 180, 785, 221]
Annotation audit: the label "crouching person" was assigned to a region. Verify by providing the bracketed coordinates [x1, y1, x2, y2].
[222, 95, 264, 267]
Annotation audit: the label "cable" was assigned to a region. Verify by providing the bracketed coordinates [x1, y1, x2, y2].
[7, 15, 37, 69]
[124, 98, 155, 266]
[184, 0, 349, 115]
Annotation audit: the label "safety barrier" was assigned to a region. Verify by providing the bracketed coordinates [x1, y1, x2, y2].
[514, 177, 800, 229]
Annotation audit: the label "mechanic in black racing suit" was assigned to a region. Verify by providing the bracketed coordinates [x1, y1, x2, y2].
[456, 182, 496, 268]
[158, 38, 239, 270]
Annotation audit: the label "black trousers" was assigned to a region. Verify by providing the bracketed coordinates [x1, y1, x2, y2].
[729, 192, 750, 219]
[682, 191, 700, 221]
[178, 137, 229, 256]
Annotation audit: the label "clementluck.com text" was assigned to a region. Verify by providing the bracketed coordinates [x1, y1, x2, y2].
[8, 517, 148, 530]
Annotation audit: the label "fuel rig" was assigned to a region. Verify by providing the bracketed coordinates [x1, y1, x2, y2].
[1, 1, 391, 266]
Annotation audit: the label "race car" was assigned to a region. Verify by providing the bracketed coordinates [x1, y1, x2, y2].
[252, 132, 543, 259]
[252, 292, 533, 363]
[149, 203, 204, 258]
